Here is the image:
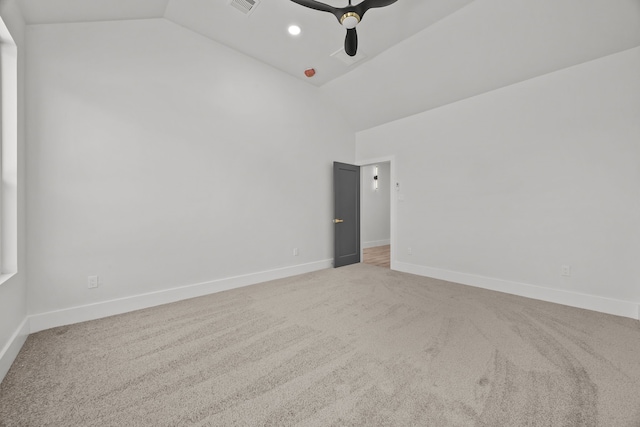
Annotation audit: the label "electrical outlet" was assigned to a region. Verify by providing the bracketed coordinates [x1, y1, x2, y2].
[561, 265, 571, 277]
[293, 248, 299, 256]
[88, 275, 99, 288]
[407, 247, 412, 255]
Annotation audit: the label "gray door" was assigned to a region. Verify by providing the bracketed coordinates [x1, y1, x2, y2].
[333, 162, 360, 268]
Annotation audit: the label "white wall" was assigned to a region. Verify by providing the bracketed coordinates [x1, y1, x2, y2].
[356, 47, 640, 318]
[322, 0, 640, 131]
[0, 0, 28, 382]
[25, 19, 354, 321]
[361, 162, 390, 248]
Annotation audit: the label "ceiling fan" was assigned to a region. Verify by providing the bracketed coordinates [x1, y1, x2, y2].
[289, 0, 398, 57]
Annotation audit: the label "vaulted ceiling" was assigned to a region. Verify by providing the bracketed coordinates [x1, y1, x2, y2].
[15, 0, 640, 131]
[16, 0, 473, 86]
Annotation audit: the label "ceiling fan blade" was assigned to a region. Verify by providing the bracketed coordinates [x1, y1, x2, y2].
[359, 0, 398, 9]
[354, 0, 397, 18]
[345, 28, 358, 56]
[289, 0, 338, 14]
[290, 0, 395, 56]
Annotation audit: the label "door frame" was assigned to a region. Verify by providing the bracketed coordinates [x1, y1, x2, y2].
[356, 156, 396, 270]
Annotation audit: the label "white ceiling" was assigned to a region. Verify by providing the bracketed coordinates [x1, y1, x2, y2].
[14, 0, 640, 130]
[16, 0, 169, 24]
[16, 0, 473, 86]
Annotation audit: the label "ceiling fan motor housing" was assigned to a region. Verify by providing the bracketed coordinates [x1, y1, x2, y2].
[340, 12, 360, 29]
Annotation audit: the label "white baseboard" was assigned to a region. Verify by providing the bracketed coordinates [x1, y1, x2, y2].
[0, 317, 30, 384]
[395, 262, 640, 320]
[29, 259, 332, 334]
[362, 239, 390, 249]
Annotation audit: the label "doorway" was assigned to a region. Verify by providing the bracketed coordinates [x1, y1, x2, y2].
[333, 162, 361, 268]
[360, 160, 392, 269]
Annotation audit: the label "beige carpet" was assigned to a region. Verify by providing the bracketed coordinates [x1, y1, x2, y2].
[1, 264, 640, 426]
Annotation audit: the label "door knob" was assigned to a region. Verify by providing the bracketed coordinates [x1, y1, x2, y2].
[333, 219, 344, 224]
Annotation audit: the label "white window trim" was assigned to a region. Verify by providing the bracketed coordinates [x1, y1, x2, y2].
[0, 16, 18, 284]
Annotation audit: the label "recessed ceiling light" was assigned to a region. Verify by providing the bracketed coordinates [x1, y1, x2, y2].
[288, 25, 301, 36]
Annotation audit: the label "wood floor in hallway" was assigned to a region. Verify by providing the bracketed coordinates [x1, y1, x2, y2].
[362, 244, 390, 268]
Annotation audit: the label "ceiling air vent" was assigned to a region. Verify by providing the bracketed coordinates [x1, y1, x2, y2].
[229, 0, 260, 16]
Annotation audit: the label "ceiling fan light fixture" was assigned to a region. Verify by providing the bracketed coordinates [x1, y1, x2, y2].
[340, 12, 360, 29]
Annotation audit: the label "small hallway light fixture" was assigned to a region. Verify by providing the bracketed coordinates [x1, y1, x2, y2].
[373, 165, 378, 190]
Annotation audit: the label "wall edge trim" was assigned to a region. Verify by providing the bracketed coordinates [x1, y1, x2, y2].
[395, 262, 640, 320]
[0, 316, 29, 384]
[29, 260, 332, 334]
[362, 239, 390, 249]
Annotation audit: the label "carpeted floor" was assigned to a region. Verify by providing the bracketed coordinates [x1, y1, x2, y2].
[1, 264, 640, 426]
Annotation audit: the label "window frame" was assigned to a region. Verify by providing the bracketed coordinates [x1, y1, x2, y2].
[0, 16, 18, 284]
